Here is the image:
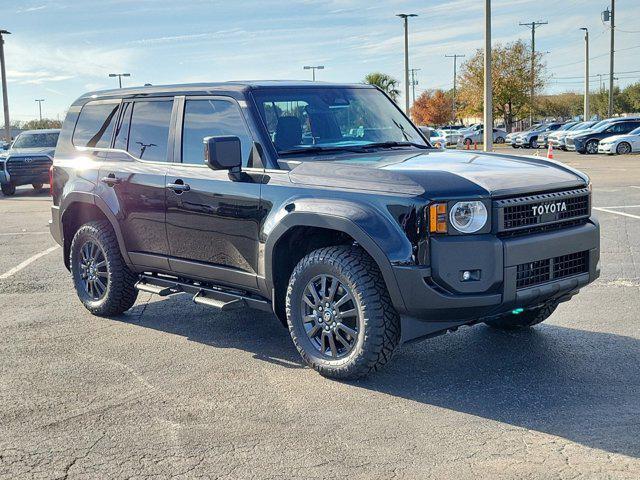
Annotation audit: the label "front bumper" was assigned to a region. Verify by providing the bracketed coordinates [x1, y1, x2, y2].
[393, 219, 600, 341]
[598, 143, 614, 154]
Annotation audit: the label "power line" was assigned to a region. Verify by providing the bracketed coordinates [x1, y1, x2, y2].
[520, 20, 547, 124]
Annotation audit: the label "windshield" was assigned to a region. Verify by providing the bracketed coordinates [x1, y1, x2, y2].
[590, 120, 612, 131]
[12, 132, 59, 149]
[558, 122, 576, 131]
[252, 87, 428, 155]
[630, 126, 640, 135]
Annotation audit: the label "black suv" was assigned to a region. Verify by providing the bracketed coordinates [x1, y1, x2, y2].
[0, 129, 59, 196]
[50, 82, 600, 379]
[566, 118, 640, 154]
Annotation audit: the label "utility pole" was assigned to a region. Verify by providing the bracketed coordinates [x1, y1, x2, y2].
[445, 54, 465, 124]
[303, 65, 324, 81]
[580, 28, 590, 121]
[397, 13, 418, 114]
[35, 99, 45, 121]
[108, 73, 130, 88]
[409, 68, 420, 104]
[603, 1, 615, 116]
[519, 20, 547, 127]
[0, 30, 11, 143]
[484, 0, 493, 151]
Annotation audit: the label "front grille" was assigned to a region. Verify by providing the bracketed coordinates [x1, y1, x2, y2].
[496, 188, 590, 234]
[566, 137, 575, 146]
[498, 218, 587, 238]
[516, 250, 589, 289]
[6, 156, 52, 180]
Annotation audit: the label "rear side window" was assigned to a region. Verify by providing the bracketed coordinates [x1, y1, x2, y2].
[127, 100, 173, 162]
[73, 102, 120, 148]
[181, 99, 253, 166]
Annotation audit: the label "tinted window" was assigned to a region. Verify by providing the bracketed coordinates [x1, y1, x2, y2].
[73, 102, 119, 148]
[114, 102, 132, 151]
[182, 99, 253, 166]
[13, 132, 59, 148]
[127, 100, 173, 161]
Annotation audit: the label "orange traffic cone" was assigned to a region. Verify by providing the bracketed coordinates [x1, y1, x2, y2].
[474, 141, 478, 150]
[465, 142, 470, 150]
[547, 144, 554, 159]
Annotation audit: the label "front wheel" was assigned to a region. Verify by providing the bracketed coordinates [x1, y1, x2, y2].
[286, 246, 401, 380]
[616, 142, 632, 155]
[585, 140, 599, 154]
[529, 137, 538, 149]
[484, 302, 558, 330]
[495, 136, 505, 144]
[70, 220, 138, 316]
[1, 182, 16, 196]
[32, 183, 44, 191]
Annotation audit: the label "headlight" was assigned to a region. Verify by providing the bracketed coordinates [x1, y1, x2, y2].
[449, 201, 488, 233]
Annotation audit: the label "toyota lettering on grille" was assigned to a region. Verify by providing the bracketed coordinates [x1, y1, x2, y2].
[531, 201, 567, 220]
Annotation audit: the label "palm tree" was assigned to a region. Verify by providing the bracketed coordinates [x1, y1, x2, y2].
[363, 72, 401, 103]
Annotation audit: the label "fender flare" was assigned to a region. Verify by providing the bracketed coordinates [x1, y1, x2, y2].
[263, 210, 408, 314]
[59, 191, 133, 267]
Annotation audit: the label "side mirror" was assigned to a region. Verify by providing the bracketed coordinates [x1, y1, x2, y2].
[204, 136, 242, 171]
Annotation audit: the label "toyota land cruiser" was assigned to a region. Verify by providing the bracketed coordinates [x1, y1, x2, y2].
[50, 82, 600, 379]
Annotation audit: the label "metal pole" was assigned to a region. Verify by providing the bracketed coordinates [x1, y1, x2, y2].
[409, 68, 420, 104]
[118, 75, 122, 89]
[0, 31, 11, 143]
[36, 99, 44, 121]
[446, 55, 465, 123]
[581, 28, 590, 120]
[312, 68, 315, 82]
[608, 0, 615, 116]
[483, 0, 493, 152]
[520, 21, 547, 127]
[403, 16, 410, 114]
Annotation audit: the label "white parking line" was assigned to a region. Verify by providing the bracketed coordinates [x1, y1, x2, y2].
[0, 245, 60, 280]
[0, 231, 50, 236]
[593, 207, 640, 220]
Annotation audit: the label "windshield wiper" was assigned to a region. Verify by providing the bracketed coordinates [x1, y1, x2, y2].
[278, 145, 370, 156]
[362, 141, 430, 150]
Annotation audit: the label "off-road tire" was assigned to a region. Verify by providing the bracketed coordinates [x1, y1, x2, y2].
[286, 246, 401, 380]
[70, 220, 138, 316]
[32, 183, 44, 191]
[1, 182, 16, 196]
[484, 302, 558, 330]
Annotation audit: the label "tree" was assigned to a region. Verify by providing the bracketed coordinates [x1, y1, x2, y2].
[363, 72, 401, 103]
[457, 40, 546, 132]
[20, 119, 63, 130]
[621, 82, 640, 113]
[537, 93, 583, 119]
[410, 89, 453, 126]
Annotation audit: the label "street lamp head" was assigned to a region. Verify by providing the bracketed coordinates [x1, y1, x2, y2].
[303, 66, 311, 70]
[122, 73, 131, 77]
[0, 30, 10, 35]
[317, 66, 325, 70]
[579, 27, 588, 31]
[396, 13, 418, 18]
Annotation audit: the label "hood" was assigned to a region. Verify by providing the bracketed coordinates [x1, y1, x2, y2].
[287, 149, 587, 198]
[6, 146, 55, 157]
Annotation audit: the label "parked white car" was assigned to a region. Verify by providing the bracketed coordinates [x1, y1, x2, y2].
[439, 129, 463, 146]
[418, 126, 447, 149]
[598, 126, 640, 155]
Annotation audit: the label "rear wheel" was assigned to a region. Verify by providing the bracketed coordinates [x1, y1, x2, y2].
[585, 140, 599, 154]
[616, 142, 632, 155]
[70, 221, 138, 316]
[32, 183, 43, 191]
[495, 136, 505, 144]
[286, 246, 400, 380]
[1, 182, 15, 196]
[484, 302, 558, 330]
[529, 137, 539, 149]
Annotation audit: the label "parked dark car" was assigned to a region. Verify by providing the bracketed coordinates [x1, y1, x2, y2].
[566, 118, 640, 154]
[0, 129, 59, 196]
[50, 81, 600, 379]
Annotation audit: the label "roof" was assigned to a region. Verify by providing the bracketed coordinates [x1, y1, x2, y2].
[19, 129, 61, 134]
[78, 80, 375, 102]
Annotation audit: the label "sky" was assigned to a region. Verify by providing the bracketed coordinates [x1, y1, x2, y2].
[2, 0, 640, 122]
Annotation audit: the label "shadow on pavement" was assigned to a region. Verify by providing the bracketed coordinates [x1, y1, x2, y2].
[119, 296, 640, 458]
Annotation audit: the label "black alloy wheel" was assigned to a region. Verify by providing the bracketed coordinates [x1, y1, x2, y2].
[586, 140, 599, 154]
[78, 240, 109, 301]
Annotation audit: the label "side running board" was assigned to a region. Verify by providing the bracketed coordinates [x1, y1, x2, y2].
[134, 274, 271, 313]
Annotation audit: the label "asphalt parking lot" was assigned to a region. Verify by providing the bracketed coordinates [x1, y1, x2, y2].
[1, 150, 639, 479]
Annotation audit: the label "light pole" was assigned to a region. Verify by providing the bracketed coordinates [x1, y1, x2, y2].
[409, 68, 420, 104]
[520, 20, 547, 127]
[0, 29, 11, 142]
[303, 65, 324, 81]
[108, 73, 130, 88]
[483, 0, 493, 151]
[35, 98, 45, 122]
[397, 13, 418, 114]
[580, 28, 590, 121]
[445, 54, 465, 124]
[602, 1, 615, 116]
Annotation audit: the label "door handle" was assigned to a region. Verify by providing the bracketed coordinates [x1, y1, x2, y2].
[100, 175, 122, 186]
[167, 182, 191, 193]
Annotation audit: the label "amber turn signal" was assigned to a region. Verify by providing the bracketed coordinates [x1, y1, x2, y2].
[429, 203, 448, 233]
